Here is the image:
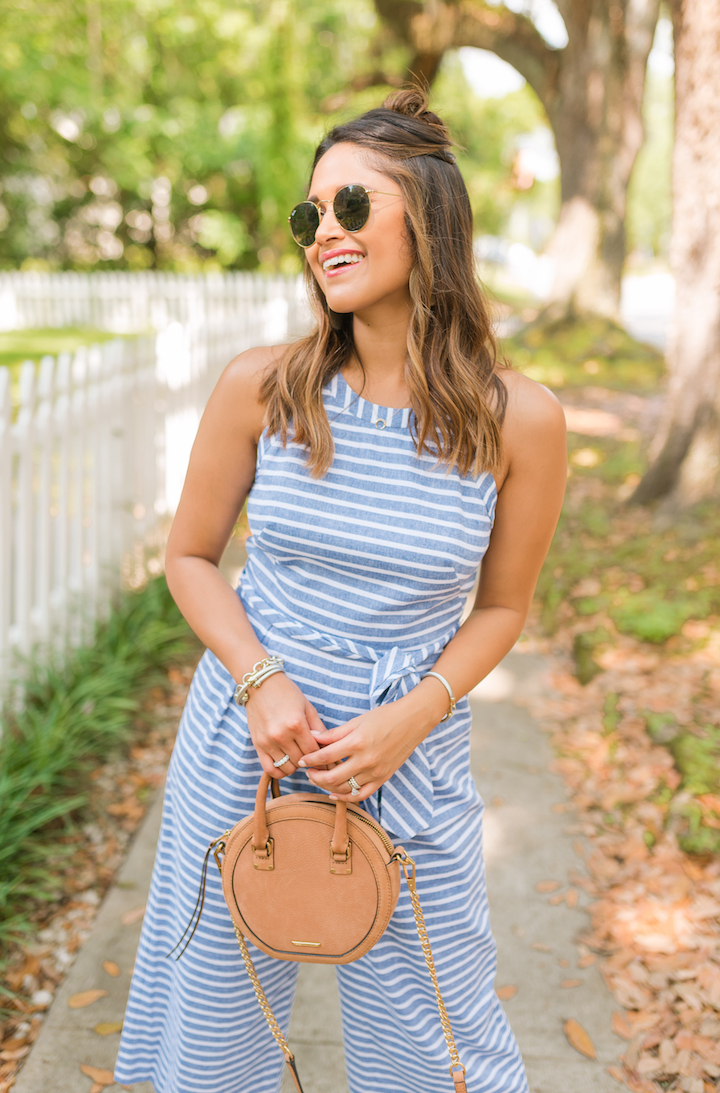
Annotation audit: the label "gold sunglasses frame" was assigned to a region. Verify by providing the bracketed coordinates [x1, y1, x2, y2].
[287, 185, 401, 248]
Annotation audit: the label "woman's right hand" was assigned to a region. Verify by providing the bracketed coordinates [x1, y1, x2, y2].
[244, 671, 327, 777]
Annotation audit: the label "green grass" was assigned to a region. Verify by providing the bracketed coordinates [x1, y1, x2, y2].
[0, 327, 120, 377]
[0, 576, 194, 950]
[506, 313, 666, 391]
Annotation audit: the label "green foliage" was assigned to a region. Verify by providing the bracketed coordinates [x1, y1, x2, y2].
[506, 315, 666, 391]
[0, 1, 560, 274]
[668, 729, 720, 797]
[0, 576, 192, 943]
[573, 627, 612, 685]
[0, 0, 385, 272]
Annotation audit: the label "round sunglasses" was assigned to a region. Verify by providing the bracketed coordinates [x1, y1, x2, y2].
[288, 183, 400, 248]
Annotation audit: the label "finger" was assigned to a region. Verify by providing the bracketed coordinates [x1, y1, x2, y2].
[306, 766, 365, 794]
[328, 779, 377, 804]
[298, 738, 356, 769]
[269, 753, 297, 777]
[305, 703, 328, 736]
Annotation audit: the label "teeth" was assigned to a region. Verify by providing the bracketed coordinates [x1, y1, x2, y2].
[322, 253, 364, 271]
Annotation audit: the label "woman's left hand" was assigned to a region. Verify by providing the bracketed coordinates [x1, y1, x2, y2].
[297, 689, 442, 802]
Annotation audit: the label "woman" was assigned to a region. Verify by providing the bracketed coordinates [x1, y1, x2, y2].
[114, 89, 566, 1093]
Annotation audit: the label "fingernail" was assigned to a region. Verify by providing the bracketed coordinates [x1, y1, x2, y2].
[310, 728, 324, 736]
[298, 760, 307, 768]
[329, 794, 337, 800]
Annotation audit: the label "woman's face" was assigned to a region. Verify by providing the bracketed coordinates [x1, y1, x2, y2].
[303, 142, 414, 318]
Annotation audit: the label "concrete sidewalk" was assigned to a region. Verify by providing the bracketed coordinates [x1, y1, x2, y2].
[14, 651, 623, 1093]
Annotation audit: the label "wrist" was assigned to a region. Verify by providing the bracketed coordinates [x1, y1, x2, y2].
[405, 677, 451, 728]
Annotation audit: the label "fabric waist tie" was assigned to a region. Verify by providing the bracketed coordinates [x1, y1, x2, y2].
[237, 584, 462, 839]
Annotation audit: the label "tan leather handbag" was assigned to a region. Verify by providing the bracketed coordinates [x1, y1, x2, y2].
[172, 773, 468, 1093]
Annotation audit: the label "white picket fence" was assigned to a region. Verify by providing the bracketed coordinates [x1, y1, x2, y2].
[0, 272, 310, 697]
[0, 269, 310, 337]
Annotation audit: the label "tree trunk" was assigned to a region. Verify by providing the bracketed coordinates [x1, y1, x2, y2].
[632, 0, 720, 505]
[374, 0, 660, 319]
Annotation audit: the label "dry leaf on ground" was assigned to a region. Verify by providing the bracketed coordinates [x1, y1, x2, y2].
[94, 1022, 123, 1036]
[564, 1018, 596, 1059]
[496, 985, 518, 1000]
[68, 989, 108, 1009]
[560, 978, 583, 988]
[102, 961, 120, 977]
[120, 905, 145, 926]
[535, 880, 561, 893]
[79, 1063, 115, 1083]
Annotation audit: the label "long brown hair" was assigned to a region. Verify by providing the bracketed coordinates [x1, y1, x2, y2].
[261, 88, 507, 478]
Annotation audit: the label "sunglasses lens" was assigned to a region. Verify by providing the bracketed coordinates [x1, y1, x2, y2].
[289, 202, 319, 247]
[334, 185, 371, 232]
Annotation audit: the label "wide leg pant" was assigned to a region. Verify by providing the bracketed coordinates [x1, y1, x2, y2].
[114, 648, 529, 1093]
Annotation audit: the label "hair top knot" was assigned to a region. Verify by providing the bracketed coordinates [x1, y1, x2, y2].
[380, 87, 456, 163]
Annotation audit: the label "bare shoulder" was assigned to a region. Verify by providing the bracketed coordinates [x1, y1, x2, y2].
[209, 341, 296, 440]
[500, 367, 566, 442]
[221, 341, 296, 393]
[496, 369, 566, 487]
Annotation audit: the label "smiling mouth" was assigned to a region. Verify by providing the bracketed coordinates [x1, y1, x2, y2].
[322, 253, 364, 272]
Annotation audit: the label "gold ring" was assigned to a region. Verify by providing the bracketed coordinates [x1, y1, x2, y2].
[348, 775, 361, 796]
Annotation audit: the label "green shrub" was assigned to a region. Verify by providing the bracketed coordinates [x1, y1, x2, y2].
[0, 577, 192, 944]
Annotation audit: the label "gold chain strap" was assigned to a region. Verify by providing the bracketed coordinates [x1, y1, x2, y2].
[396, 852, 465, 1078]
[230, 857, 466, 1087]
[233, 924, 293, 1057]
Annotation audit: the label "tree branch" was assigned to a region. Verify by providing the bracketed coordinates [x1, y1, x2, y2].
[373, 0, 563, 106]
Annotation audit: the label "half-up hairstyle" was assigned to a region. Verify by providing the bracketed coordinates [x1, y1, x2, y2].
[261, 87, 508, 478]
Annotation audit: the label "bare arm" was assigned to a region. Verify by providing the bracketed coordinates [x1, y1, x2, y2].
[300, 372, 567, 799]
[165, 344, 325, 776]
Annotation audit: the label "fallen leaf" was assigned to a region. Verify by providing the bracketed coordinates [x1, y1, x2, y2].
[549, 891, 567, 905]
[564, 1018, 596, 1059]
[561, 978, 583, 988]
[535, 880, 561, 893]
[102, 961, 120, 978]
[0, 1046, 29, 1061]
[94, 1022, 123, 1036]
[565, 888, 579, 908]
[120, 905, 145, 926]
[68, 989, 108, 1009]
[80, 1063, 115, 1083]
[612, 1012, 634, 1040]
[607, 1065, 626, 1083]
[578, 953, 597, 968]
[496, 985, 518, 1000]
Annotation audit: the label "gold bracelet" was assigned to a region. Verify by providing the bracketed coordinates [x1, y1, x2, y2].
[424, 671, 457, 722]
[234, 656, 285, 707]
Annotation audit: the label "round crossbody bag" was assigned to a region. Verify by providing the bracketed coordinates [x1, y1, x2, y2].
[171, 772, 468, 1093]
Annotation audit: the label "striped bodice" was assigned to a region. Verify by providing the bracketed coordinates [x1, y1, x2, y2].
[242, 370, 497, 655]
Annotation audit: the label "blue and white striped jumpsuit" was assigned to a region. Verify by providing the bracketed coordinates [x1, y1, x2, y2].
[114, 370, 529, 1093]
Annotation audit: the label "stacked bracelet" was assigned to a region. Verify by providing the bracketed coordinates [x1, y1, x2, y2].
[234, 656, 285, 707]
[424, 671, 457, 722]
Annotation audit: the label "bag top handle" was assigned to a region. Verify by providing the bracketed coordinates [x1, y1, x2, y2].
[252, 772, 349, 859]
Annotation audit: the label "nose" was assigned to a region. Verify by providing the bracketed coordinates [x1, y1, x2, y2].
[314, 204, 345, 249]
